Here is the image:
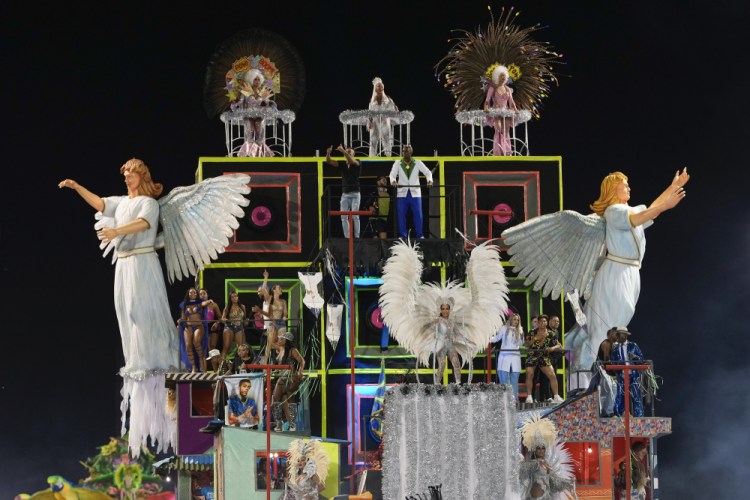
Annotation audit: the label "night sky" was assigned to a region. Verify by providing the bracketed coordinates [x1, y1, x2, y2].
[2, 1, 749, 497]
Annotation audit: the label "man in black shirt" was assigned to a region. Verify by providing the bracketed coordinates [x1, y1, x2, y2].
[326, 144, 362, 238]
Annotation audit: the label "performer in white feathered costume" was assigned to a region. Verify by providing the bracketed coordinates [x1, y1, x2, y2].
[501, 168, 689, 384]
[519, 413, 577, 499]
[378, 239, 509, 384]
[281, 438, 330, 499]
[59, 158, 250, 456]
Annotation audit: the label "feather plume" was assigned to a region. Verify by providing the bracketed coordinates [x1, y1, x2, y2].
[203, 29, 305, 118]
[434, 6, 563, 117]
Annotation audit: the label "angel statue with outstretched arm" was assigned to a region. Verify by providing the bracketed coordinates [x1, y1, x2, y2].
[378, 239, 509, 384]
[59, 158, 250, 456]
[501, 168, 689, 386]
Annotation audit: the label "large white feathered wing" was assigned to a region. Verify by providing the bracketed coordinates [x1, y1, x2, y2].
[158, 173, 251, 283]
[501, 210, 605, 300]
[450, 241, 509, 360]
[378, 240, 429, 363]
[546, 438, 577, 499]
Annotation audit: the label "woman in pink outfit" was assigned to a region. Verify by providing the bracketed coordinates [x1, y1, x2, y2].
[484, 64, 518, 156]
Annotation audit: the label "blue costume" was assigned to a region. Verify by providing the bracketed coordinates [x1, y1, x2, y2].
[178, 300, 209, 372]
[610, 340, 645, 417]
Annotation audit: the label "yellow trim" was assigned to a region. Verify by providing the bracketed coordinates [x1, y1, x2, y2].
[203, 261, 312, 269]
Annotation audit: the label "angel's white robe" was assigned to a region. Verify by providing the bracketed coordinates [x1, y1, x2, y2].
[569, 203, 652, 372]
[102, 195, 179, 454]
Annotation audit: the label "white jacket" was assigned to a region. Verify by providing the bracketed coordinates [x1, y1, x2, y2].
[388, 159, 433, 198]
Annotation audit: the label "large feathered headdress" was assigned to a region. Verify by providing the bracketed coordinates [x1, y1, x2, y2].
[434, 6, 563, 118]
[203, 28, 306, 118]
[379, 239, 508, 367]
[287, 439, 329, 485]
[520, 412, 558, 452]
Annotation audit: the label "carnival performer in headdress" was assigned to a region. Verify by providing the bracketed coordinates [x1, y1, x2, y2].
[59, 158, 250, 456]
[280, 439, 329, 499]
[379, 239, 508, 384]
[502, 168, 690, 385]
[435, 6, 561, 155]
[484, 64, 518, 155]
[230, 68, 277, 157]
[368, 77, 398, 157]
[519, 413, 576, 499]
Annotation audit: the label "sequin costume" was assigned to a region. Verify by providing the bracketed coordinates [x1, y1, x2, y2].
[101, 195, 179, 454]
[368, 93, 397, 157]
[484, 85, 516, 156]
[566, 204, 653, 372]
[225, 305, 246, 334]
[280, 460, 322, 499]
[519, 457, 575, 500]
[230, 92, 275, 157]
[610, 339, 645, 417]
[525, 333, 560, 367]
[178, 299, 207, 372]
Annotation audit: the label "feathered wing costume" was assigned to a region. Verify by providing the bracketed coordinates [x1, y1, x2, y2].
[378, 240, 508, 382]
[434, 6, 562, 117]
[519, 412, 577, 500]
[282, 439, 330, 499]
[95, 173, 251, 456]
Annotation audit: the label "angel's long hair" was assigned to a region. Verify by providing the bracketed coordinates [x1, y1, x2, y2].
[120, 158, 164, 198]
[590, 171, 628, 216]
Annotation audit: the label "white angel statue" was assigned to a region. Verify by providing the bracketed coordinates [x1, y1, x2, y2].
[501, 168, 689, 384]
[59, 157, 251, 456]
[378, 239, 508, 384]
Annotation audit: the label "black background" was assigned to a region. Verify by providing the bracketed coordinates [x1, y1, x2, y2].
[2, 1, 749, 497]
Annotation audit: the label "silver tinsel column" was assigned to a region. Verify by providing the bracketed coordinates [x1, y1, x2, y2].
[382, 383, 521, 499]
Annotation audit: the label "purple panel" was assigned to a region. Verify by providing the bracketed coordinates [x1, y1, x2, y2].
[177, 382, 214, 455]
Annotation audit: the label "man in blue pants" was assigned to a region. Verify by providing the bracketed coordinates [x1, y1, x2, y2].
[388, 144, 433, 238]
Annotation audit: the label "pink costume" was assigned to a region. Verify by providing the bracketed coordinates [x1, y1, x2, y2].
[484, 85, 516, 156]
[230, 93, 274, 157]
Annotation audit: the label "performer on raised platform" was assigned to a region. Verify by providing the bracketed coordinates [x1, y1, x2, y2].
[368, 77, 398, 157]
[610, 326, 645, 417]
[325, 144, 362, 238]
[178, 287, 208, 373]
[388, 145, 433, 239]
[221, 291, 249, 363]
[272, 331, 305, 432]
[253, 280, 288, 364]
[199, 288, 223, 355]
[230, 68, 275, 157]
[379, 239, 508, 384]
[524, 315, 564, 404]
[484, 63, 518, 156]
[489, 312, 525, 399]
